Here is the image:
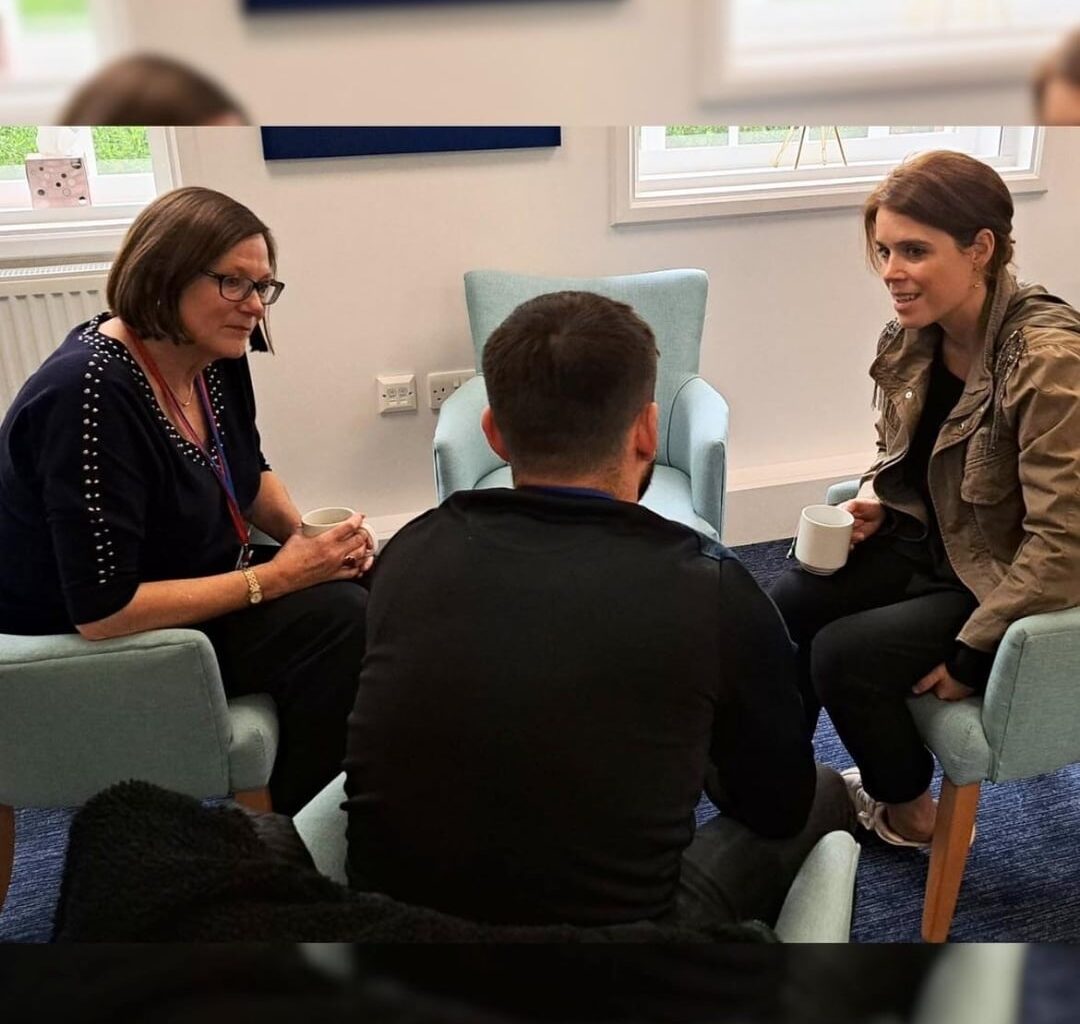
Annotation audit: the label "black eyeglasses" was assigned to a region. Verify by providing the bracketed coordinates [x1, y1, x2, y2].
[202, 270, 285, 306]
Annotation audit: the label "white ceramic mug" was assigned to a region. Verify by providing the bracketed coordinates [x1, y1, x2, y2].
[793, 504, 854, 575]
[301, 506, 378, 553]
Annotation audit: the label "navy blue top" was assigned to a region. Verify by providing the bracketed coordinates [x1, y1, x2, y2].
[0, 312, 268, 634]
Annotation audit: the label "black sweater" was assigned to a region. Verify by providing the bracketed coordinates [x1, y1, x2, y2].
[344, 487, 815, 928]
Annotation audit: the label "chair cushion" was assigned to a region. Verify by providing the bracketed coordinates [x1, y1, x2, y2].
[907, 695, 992, 787]
[474, 466, 718, 541]
[226, 694, 279, 793]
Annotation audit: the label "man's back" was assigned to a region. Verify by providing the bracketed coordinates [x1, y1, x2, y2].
[344, 488, 814, 926]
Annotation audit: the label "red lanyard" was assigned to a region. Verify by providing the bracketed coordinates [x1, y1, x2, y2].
[131, 337, 252, 566]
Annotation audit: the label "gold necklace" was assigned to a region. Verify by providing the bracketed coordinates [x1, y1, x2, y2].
[177, 379, 196, 407]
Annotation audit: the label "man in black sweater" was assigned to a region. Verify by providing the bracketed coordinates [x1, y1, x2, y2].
[343, 290, 852, 937]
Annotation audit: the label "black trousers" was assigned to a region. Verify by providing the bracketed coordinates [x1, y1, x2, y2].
[198, 579, 368, 815]
[769, 534, 977, 804]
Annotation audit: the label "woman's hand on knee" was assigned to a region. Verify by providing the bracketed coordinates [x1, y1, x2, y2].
[912, 662, 975, 702]
[841, 498, 886, 546]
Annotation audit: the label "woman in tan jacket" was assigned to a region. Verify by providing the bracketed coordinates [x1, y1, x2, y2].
[771, 151, 1080, 848]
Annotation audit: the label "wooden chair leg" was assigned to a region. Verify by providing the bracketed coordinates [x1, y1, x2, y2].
[233, 787, 273, 814]
[0, 804, 13, 913]
[922, 779, 980, 943]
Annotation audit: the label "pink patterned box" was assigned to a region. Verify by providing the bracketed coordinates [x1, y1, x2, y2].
[24, 157, 92, 209]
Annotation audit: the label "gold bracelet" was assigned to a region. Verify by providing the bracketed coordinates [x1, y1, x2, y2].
[241, 567, 263, 605]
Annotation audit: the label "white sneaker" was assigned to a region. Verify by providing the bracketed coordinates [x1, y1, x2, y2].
[841, 766, 882, 831]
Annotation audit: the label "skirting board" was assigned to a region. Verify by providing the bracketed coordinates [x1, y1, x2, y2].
[723, 475, 867, 546]
[723, 451, 870, 547]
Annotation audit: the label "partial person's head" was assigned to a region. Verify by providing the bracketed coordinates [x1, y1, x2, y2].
[862, 151, 1014, 332]
[58, 53, 247, 126]
[1035, 28, 1080, 125]
[480, 291, 658, 500]
[107, 186, 282, 357]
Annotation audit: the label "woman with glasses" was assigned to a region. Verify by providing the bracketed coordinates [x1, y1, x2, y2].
[0, 186, 373, 814]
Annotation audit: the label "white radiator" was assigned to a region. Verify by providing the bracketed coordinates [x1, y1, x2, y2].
[0, 263, 110, 415]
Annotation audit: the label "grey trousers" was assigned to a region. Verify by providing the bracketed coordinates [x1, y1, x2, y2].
[672, 764, 856, 928]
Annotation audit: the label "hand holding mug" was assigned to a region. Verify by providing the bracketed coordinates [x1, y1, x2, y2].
[301, 507, 377, 576]
[841, 498, 886, 545]
[271, 509, 373, 592]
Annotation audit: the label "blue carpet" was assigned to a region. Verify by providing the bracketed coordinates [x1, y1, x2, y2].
[4, 537, 1080, 943]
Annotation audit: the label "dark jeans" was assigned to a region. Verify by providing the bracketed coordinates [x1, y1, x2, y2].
[199, 579, 368, 815]
[671, 764, 855, 929]
[769, 534, 977, 804]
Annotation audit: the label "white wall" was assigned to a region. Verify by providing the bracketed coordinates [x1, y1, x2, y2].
[174, 126, 1080, 544]
[112, 0, 1041, 125]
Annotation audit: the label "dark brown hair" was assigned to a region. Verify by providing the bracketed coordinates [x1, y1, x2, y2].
[481, 291, 657, 476]
[1034, 28, 1080, 107]
[58, 53, 247, 126]
[107, 186, 275, 345]
[863, 150, 1014, 284]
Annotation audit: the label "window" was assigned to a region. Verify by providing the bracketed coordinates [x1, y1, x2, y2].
[702, 1, 1079, 99]
[0, 0, 104, 120]
[613, 125, 1044, 224]
[0, 126, 181, 260]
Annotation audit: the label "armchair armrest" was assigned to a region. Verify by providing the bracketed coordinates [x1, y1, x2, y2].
[666, 376, 729, 539]
[432, 375, 505, 502]
[912, 945, 1025, 1024]
[981, 606, 1080, 783]
[773, 831, 859, 943]
[294, 771, 349, 884]
[825, 479, 859, 506]
[0, 629, 234, 806]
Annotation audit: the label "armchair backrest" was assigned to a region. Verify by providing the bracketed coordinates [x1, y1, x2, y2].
[463, 269, 708, 467]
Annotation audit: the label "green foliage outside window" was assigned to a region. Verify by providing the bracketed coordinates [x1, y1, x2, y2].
[92, 127, 152, 174]
[0, 127, 150, 180]
[16, 0, 89, 26]
[664, 126, 871, 149]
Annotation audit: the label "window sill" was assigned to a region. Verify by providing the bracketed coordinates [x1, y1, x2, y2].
[0, 216, 138, 262]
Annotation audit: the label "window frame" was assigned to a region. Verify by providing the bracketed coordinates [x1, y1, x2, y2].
[0, 127, 182, 262]
[611, 126, 1047, 226]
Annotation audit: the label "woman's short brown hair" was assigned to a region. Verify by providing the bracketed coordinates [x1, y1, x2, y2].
[107, 186, 276, 344]
[863, 150, 1015, 284]
[58, 53, 246, 126]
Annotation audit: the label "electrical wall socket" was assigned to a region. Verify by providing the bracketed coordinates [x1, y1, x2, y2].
[377, 373, 417, 414]
[427, 369, 476, 410]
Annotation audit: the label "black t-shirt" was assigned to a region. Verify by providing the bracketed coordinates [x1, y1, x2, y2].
[343, 488, 815, 928]
[0, 312, 268, 634]
[893, 345, 965, 581]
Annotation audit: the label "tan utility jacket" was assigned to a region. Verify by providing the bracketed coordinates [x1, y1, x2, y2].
[860, 272, 1080, 652]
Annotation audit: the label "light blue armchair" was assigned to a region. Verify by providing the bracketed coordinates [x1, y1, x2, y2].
[828, 479, 1080, 941]
[433, 269, 730, 541]
[910, 945, 1026, 1024]
[295, 773, 861, 942]
[0, 628, 278, 912]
